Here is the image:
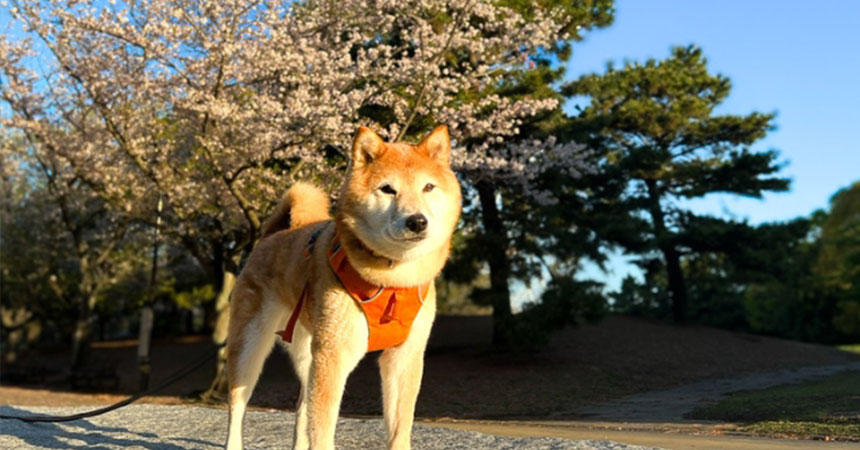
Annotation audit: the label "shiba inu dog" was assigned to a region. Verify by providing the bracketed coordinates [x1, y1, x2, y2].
[225, 125, 461, 450]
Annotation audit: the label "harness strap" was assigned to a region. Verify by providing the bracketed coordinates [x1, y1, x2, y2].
[303, 224, 326, 257]
[277, 223, 327, 343]
[277, 283, 307, 343]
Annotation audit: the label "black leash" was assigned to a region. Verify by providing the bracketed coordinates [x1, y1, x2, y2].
[0, 347, 218, 423]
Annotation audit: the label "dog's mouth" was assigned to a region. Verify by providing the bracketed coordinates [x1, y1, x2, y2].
[391, 234, 426, 244]
[383, 227, 426, 243]
[398, 230, 428, 242]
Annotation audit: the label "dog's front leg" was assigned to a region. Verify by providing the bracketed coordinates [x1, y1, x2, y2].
[379, 291, 436, 450]
[307, 305, 367, 450]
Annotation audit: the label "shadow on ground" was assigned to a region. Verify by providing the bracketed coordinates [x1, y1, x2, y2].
[0, 404, 654, 450]
[0, 405, 205, 449]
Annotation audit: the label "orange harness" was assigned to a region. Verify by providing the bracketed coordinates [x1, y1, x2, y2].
[277, 227, 429, 352]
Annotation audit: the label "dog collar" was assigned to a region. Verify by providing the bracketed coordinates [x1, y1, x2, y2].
[348, 232, 396, 267]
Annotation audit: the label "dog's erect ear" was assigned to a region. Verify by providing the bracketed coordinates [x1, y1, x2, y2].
[418, 125, 451, 165]
[352, 126, 385, 168]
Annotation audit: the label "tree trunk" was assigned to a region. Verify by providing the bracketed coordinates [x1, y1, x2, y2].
[70, 258, 98, 371]
[70, 289, 101, 371]
[476, 181, 513, 348]
[137, 197, 162, 391]
[645, 179, 688, 323]
[136, 305, 154, 391]
[201, 268, 236, 402]
[663, 245, 687, 323]
[70, 305, 91, 371]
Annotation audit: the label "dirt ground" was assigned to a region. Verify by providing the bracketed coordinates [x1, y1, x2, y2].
[423, 419, 860, 450]
[3, 315, 857, 421]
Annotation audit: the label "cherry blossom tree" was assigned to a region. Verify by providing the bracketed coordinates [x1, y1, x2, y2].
[0, 120, 138, 372]
[2, 0, 605, 392]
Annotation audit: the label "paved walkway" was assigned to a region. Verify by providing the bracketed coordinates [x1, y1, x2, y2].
[4, 363, 858, 449]
[0, 404, 654, 449]
[419, 362, 860, 449]
[576, 362, 860, 422]
[423, 362, 860, 450]
[427, 420, 860, 450]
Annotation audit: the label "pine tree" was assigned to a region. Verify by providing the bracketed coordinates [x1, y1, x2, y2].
[564, 45, 790, 322]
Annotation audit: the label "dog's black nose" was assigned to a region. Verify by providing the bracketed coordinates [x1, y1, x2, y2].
[405, 214, 428, 233]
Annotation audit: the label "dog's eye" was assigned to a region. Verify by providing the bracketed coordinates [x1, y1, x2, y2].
[379, 184, 397, 195]
[423, 183, 435, 193]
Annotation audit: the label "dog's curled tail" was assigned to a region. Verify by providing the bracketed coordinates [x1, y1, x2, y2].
[261, 182, 331, 238]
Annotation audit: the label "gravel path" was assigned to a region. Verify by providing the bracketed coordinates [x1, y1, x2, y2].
[576, 361, 860, 422]
[0, 404, 656, 449]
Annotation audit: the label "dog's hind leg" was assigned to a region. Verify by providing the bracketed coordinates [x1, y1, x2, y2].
[226, 292, 287, 450]
[286, 324, 312, 450]
[378, 292, 436, 450]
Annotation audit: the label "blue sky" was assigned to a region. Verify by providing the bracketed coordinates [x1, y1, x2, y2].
[563, 0, 860, 293]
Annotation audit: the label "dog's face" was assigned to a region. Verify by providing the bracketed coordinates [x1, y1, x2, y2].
[338, 126, 462, 261]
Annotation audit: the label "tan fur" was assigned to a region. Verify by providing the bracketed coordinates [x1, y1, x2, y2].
[261, 181, 331, 238]
[226, 126, 461, 450]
